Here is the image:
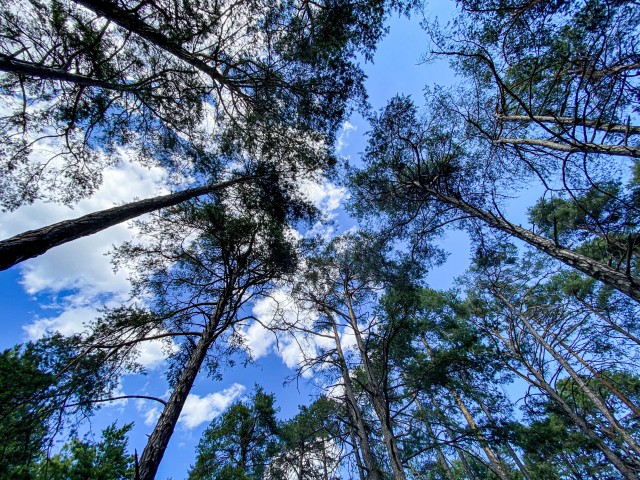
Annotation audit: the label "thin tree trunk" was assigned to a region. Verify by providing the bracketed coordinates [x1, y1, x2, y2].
[495, 291, 640, 459]
[493, 137, 640, 158]
[348, 425, 367, 480]
[422, 339, 510, 480]
[419, 184, 640, 304]
[496, 114, 640, 135]
[475, 397, 533, 480]
[343, 285, 408, 480]
[491, 328, 639, 479]
[415, 397, 455, 480]
[552, 333, 640, 418]
[430, 394, 478, 480]
[576, 298, 640, 346]
[328, 315, 382, 480]
[0, 177, 253, 271]
[529, 363, 638, 478]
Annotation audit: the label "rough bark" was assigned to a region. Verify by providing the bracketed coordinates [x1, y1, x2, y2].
[493, 137, 640, 158]
[496, 114, 640, 135]
[0, 177, 253, 271]
[343, 286, 407, 480]
[71, 0, 231, 89]
[419, 184, 640, 304]
[328, 316, 382, 480]
[137, 297, 229, 480]
[0, 54, 140, 91]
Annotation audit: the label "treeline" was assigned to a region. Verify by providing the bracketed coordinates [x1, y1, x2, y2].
[0, 0, 639, 478]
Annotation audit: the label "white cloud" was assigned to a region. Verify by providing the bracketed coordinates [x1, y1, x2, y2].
[140, 404, 162, 427]
[3, 154, 181, 369]
[23, 306, 96, 339]
[336, 120, 356, 153]
[179, 384, 246, 429]
[240, 320, 274, 359]
[298, 179, 346, 217]
[136, 337, 174, 370]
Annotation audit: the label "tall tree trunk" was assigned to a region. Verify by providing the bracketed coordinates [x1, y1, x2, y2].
[575, 297, 640, 346]
[137, 299, 230, 480]
[348, 425, 367, 480]
[430, 393, 478, 480]
[474, 396, 533, 480]
[343, 285, 407, 480]
[415, 397, 455, 480]
[493, 137, 640, 157]
[496, 114, 640, 135]
[71, 0, 232, 90]
[491, 326, 639, 479]
[420, 184, 640, 303]
[0, 54, 138, 91]
[422, 339, 510, 480]
[495, 291, 640, 460]
[530, 363, 638, 479]
[0, 177, 253, 271]
[328, 315, 382, 480]
[551, 333, 640, 418]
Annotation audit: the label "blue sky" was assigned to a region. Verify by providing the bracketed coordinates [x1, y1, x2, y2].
[0, 3, 481, 478]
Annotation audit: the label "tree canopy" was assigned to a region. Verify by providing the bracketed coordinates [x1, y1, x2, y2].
[2, 0, 640, 478]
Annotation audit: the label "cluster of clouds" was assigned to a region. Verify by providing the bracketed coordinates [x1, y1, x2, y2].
[1, 121, 357, 431]
[0, 154, 171, 367]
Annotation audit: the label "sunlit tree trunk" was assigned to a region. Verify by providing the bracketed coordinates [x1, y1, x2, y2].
[0, 177, 253, 270]
[419, 184, 640, 303]
[343, 285, 407, 480]
[475, 396, 532, 480]
[328, 314, 382, 480]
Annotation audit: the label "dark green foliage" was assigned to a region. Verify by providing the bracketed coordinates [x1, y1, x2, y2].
[33, 423, 135, 480]
[0, 337, 131, 479]
[189, 387, 280, 480]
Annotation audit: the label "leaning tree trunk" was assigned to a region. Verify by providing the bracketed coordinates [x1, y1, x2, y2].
[430, 393, 478, 480]
[420, 184, 640, 304]
[474, 395, 533, 480]
[495, 292, 640, 460]
[493, 137, 640, 158]
[422, 339, 510, 480]
[492, 324, 639, 479]
[343, 287, 407, 480]
[70, 0, 231, 90]
[414, 396, 455, 480]
[0, 177, 253, 271]
[136, 299, 230, 480]
[328, 314, 383, 480]
[0, 54, 136, 91]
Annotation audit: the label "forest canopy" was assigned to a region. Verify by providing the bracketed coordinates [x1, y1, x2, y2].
[1, 0, 639, 478]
